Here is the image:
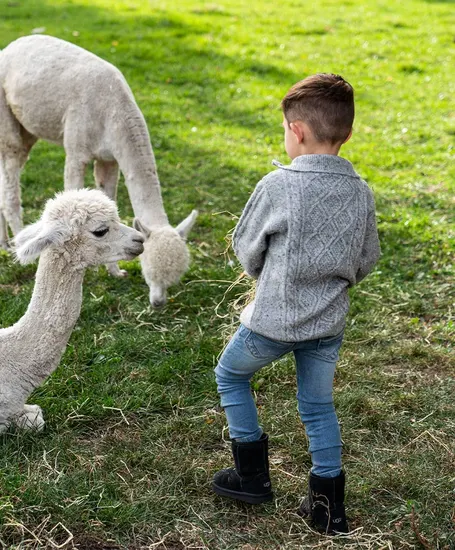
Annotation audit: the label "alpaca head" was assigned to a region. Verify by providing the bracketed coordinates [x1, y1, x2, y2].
[14, 189, 144, 267]
[133, 210, 197, 308]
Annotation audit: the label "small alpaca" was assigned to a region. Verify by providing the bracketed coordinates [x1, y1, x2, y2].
[0, 34, 197, 307]
[0, 188, 144, 433]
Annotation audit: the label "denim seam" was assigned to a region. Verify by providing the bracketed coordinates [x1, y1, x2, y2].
[305, 349, 340, 363]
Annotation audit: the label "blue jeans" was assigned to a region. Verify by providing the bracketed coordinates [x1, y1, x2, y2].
[215, 324, 344, 478]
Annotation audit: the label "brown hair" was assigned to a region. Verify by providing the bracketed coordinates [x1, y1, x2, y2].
[281, 73, 354, 145]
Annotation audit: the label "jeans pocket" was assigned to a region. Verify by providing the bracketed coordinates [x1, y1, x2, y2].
[314, 332, 343, 362]
[245, 331, 293, 360]
[320, 330, 344, 344]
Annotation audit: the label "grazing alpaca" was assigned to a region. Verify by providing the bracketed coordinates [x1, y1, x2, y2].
[0, 189, 144, 433]
[0, 34, 197, 307]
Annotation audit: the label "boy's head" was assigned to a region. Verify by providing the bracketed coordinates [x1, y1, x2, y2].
[281, 74, 354, 157]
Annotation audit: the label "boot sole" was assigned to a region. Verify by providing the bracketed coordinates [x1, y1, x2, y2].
[297, 510, 349, 535]
[211, 482, 273, 504]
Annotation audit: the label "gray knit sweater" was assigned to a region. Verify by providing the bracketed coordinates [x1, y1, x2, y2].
[233, 154, 381, 342]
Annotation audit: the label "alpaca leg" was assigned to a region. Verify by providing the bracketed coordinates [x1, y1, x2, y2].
[0, 211, 8, 249]
[0, 88, 16, 247]
[13, 404, 45, 432]
[94, 160, 127, 277]
[94, 159, 119, 200]
[63, 156, 87, 190]
[0, 88, 36, 242]
[63, 109, 92, 190]
[0, 150, 30, 237]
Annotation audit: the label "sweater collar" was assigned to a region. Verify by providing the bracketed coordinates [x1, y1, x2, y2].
[272, 155, 357, 177]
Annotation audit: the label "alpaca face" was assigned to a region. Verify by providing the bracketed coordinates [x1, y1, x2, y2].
[14, 189, 144, 266]
[133, 210, 197, 308]
[139, 229, 190, 308]
[76, 215, 145, 267]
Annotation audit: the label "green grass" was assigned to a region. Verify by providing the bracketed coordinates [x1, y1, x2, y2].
[0, 0, 454, 548]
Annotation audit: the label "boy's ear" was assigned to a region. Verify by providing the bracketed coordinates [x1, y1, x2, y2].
[290, 121, 305, 144]
[343, 128, 353, 144]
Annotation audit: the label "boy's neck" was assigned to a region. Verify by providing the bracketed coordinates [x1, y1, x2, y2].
[291, 143, 342, 158]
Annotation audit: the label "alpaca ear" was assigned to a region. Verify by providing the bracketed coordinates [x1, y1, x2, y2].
[12, 221, 44, 249]
[14, 223, 68, 265]
[175, 210, 197, 239]
[133, 218, 151, 239]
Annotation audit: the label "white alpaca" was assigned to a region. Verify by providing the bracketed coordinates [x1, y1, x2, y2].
[0, 188, 144, 433]
[0, 34, 197, 308]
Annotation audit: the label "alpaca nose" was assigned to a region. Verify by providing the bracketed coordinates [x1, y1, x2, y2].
[133, 234, 145, 244]
[151, 298, 166, 309]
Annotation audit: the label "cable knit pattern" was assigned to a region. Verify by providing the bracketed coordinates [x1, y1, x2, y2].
[233, 155, 381, 342]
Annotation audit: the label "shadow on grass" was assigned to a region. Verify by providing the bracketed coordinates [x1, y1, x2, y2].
[1, 0, 454, 334]
[0, 0, 296, 132]
[0, 0, 296, 226]
[1, 0, 454, 417]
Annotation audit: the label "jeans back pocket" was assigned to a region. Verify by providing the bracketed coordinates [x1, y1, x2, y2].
[245, 331, 294, 360]
[315, 332, 344, 362]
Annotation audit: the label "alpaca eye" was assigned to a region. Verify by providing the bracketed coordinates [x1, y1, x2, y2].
[92, 228, 109, 238]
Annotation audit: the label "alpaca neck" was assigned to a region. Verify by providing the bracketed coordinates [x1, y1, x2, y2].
[18, 250, 84, 379]
[114, 109, 170, 228]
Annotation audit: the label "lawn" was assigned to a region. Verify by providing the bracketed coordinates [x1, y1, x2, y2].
[0, 0, 454, 548]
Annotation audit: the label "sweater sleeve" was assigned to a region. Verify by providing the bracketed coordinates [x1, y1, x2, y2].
[233, 181, 279, 279]
[356, 191, 381, 284]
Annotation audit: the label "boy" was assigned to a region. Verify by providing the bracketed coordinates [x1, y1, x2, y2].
[211, 74, 380, 535]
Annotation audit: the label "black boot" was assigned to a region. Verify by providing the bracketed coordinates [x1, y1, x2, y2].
[212, 433, 273, 504]
[298, 471, 349, 535]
